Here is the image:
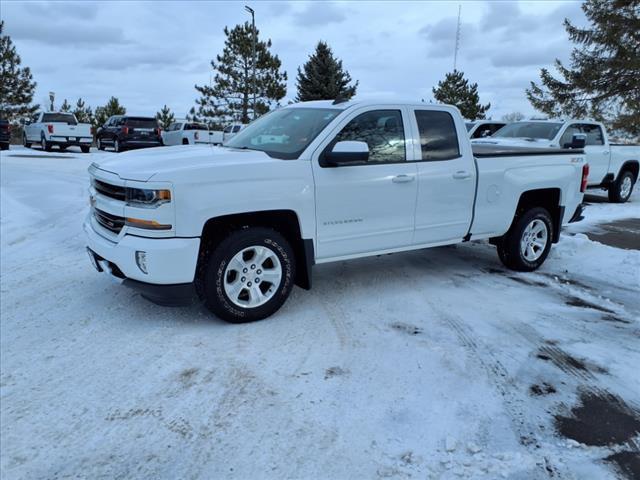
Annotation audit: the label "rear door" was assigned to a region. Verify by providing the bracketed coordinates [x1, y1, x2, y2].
[162, 123, 182, 145]
[311, 106, 418, 259]
[411, 108, 476, 244]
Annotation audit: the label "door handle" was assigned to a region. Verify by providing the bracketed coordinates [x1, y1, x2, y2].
[452, 171, 472, 180]
[392, 174, 415, 183]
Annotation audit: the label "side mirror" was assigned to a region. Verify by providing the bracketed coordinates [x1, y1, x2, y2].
[564, 133, 586, 149]
[323, 141, 369, 167]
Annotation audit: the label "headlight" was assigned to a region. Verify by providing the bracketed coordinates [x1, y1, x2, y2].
[125, 188, 171, 207]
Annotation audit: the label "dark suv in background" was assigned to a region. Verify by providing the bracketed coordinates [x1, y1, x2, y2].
[0, 119, 10, 150]
[96, 116, 162, 152]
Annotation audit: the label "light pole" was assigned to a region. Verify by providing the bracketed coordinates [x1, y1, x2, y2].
[244, 5, 257, 121]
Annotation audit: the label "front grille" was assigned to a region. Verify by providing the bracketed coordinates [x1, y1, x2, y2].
[94, 179, 126, 201]
[94, 208, 125, 234]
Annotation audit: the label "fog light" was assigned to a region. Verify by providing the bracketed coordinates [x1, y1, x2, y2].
[135, 251, 148, 274]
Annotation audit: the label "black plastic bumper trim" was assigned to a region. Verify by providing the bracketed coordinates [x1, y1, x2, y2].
[123, 279, 198, 307]
[569, 203, 585, 223]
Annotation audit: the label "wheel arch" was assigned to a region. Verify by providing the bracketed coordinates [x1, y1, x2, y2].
[198, 209, 314, 290]
[618, 160, 639, 182]
[513, 188, 562, 243]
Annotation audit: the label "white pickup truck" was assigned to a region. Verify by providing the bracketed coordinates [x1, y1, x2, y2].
[472, 120, 639, 202]
[23, 112, 92, 153]
[161, 121, 223, 146]
[85, 101, 587, 323]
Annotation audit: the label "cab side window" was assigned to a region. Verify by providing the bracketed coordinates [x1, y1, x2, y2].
[560, 124, 581, 147]
[333, 110, 406, 164]
[581, 124, 604, 146]
[414, 110, 460, 161]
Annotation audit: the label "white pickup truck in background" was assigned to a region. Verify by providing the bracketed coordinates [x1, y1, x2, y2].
[23, 112, 93, 153]
[472, 120, 640, 202]
[85, 100, 587, 323]
[161, 121, 223, 146]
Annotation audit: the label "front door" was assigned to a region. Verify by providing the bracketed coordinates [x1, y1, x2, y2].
[312, 107, 418, 260]
[560, 123, 610, 185]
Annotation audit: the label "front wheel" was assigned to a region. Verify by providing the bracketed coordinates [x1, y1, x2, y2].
[496, 207, 553, 272]
[114, 138, 122, 153]
[199, 227, 296, 323]
[97, 138, 105, 150]
[23, 134, 31, 148]
[608, 170, 635, 203]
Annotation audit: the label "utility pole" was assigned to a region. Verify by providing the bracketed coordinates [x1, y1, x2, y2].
[245, 5, 257, 121]
[453, 4, 461, 71]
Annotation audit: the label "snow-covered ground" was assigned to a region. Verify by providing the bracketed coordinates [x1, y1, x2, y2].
[1, 146, 639, 479]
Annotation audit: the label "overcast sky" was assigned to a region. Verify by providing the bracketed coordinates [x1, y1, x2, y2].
[1, 0, 585, 120]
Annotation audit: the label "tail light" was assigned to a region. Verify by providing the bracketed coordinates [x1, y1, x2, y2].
[194, 131, 199, 140]
[581, 164, 589, 193]
[122, 126, 129, 135]
[47, 124, 54, 134]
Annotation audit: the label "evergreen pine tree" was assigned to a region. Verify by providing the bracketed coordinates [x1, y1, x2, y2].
[432, 70, 490, 120]
[193, 22, 287, 125]
[526, 0, 640, 136]
[502, 112, 525, 123]
[0, 21, 38, 122]
[60, 99, 71, 112]
[295, 41, 358, 101]
[94, 96, 126, 129]
[156, 105, 175, 130]
[72, 98, 93, 124]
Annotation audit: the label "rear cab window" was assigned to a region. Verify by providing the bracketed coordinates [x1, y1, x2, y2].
[42, 113, 77, 125]
[414, 110, 460, 161]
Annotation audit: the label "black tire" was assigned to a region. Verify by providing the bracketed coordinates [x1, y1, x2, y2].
[0, 143, 8, 151]
[80, 145, 90, 153]
[199, 227, 296, 323]
[59, 144, 67, 151]
[496, 207, 553, 272]
[608, 170, 635, 203]
[23, 134, 31, 148]
[97, 138, 105, 151]
[182, 138, 189, 145]
[41, 135, 51, 152]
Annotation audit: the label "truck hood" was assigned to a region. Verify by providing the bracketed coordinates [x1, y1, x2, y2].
[471, 137, 555, 148]
[94, 145, 278, 181]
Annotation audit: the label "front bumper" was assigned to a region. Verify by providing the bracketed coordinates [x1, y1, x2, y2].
[83, 216, 200, 285]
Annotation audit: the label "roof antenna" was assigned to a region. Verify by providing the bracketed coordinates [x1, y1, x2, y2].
[453, 4, 461, 71]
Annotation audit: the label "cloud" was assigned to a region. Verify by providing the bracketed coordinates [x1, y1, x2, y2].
[7, 22, 129, 46]
[292, 2, 347, 27]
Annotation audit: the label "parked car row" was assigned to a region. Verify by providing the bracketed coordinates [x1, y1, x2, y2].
[14, 111, 246, 154]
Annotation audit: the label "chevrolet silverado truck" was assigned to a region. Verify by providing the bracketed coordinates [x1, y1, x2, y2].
[161, 121, 223, 146]
[85, 101, 587, 323]
[23, 112, 92, 153]
[472, 120, 639, 203]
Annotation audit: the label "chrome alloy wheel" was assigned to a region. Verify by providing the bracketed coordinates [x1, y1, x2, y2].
[223, 245, 282, 308]
[520, 219, 548, 262]
[620, 175, 632, 199]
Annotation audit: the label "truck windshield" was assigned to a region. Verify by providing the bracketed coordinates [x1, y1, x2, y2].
[224, 108, 342, 159]
[42, 113, 77, 125]
[493, 122, 562, 140]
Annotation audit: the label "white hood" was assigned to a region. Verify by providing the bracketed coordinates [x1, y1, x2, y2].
[94, 145, 276, 181]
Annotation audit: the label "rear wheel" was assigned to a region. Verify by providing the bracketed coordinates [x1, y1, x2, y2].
[80, 145, 90, 153]
[497, 207, 553, 272]
[23, 133, 31, 148]
[97, 138, 105, 150]
[41, 135, 51, 152]
[608, 170, 635, 203]
[199, 227, 295, 323]
[182, 138, 189, 145]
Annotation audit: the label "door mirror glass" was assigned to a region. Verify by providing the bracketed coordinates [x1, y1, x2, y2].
[324, 141, 369, 166]
[564, 133, 586, 149]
